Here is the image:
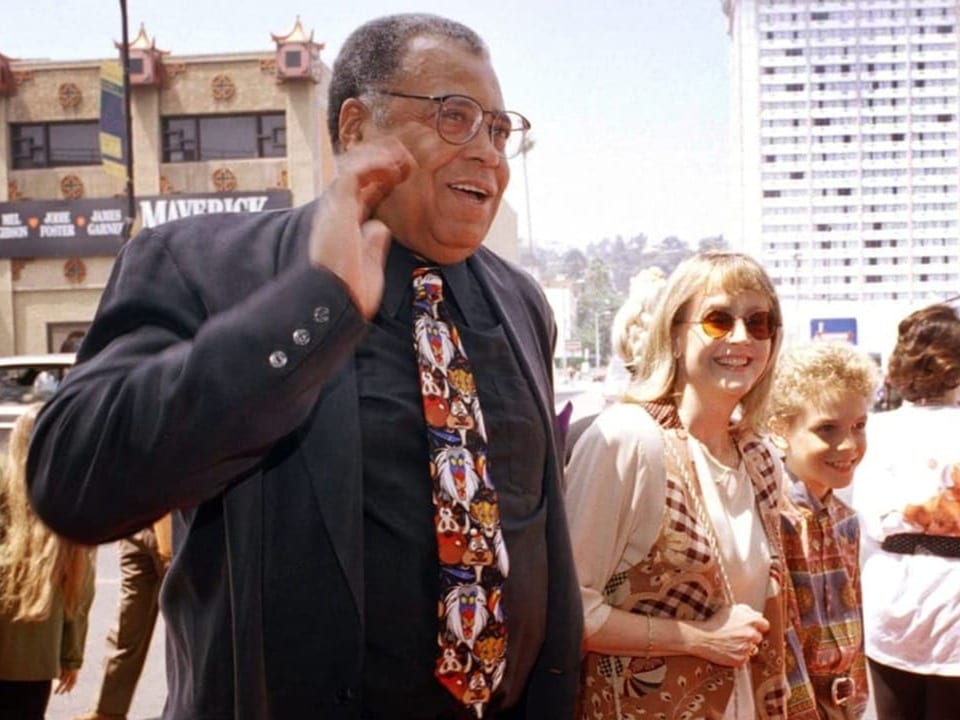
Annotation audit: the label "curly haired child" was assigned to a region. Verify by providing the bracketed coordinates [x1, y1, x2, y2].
[767, 342, 879, 720]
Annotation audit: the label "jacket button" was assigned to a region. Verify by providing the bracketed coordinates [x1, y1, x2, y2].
[292, 328, 311, 346]
[313, 306, 330, 324]
[268, 350, 288, 369]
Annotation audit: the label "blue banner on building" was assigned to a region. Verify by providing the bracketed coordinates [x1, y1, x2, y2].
[811, 317, 857, 344]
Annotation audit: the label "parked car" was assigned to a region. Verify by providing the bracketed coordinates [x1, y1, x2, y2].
[0, 353, 75, 451]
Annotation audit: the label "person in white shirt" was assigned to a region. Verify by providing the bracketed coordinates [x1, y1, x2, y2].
[849, 303, 960, 720]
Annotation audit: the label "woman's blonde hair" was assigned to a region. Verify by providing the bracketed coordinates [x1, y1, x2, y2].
[766, 341, 880, 429]
[611, 266, 668, 376]
[0, 404, 91, 621]
[626, 251, 784, 434]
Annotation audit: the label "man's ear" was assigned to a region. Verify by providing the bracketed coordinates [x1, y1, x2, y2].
[338, 98, 369, 151]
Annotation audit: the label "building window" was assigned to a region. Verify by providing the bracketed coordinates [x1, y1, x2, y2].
[10, 121, 100, 169]
[161, 113, 286, 162]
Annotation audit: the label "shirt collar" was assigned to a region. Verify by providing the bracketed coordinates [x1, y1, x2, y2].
[381, 241, 482, 326]
[785, 469, 832, 513]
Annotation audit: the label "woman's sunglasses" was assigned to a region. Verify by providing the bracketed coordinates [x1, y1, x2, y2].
[679, 310, 778, 341]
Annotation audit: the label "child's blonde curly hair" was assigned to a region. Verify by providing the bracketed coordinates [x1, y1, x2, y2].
[766, 341, 880, 430]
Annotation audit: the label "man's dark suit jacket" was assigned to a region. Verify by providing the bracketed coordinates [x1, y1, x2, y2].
[26, 202, 583, 719]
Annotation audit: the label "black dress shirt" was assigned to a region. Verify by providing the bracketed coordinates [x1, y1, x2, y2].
[357, 242, 548, 719]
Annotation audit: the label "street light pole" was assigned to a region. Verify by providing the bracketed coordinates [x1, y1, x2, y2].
[118, 0, 136, 241]
[594, 309, 611, 371]
[594, 311, 600, 370]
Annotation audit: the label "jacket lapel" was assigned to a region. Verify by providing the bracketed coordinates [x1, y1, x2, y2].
[297, 364, 365, 618]
[467, 252, 555, 438]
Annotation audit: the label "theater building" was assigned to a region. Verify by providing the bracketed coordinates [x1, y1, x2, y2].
[0, 20, 519, 355]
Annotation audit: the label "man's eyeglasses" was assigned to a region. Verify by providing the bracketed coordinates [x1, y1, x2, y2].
[678, 310, 778, 341]
[367, 89, 531, 158]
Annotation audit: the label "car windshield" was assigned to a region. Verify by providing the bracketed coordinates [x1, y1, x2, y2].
[0, 364, 67, 404]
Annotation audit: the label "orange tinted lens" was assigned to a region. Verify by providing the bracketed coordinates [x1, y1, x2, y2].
[745, 311, 773, 340]
[700, 311, 735, 338]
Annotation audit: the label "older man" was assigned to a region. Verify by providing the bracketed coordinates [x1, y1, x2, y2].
[28, 13, 581, 720]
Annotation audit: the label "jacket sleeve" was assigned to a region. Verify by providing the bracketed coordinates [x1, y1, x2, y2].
[60, 548, 97, 670]
[27, 218, 367, 544]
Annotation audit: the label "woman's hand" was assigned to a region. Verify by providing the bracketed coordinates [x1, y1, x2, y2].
[54, 668, 79, 694]
[692, 603, 769, 667]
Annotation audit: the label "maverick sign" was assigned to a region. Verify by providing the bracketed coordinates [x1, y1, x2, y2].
[0, 190, 292, 258]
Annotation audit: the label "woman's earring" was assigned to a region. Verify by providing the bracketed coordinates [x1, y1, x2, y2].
[672, 346, 682, 359]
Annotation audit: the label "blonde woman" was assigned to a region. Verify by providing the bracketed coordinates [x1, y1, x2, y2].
[0, 404, 94, 719]
[566, 251, 790, 719]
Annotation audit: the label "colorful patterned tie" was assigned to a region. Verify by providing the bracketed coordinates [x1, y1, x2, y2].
[412, 266, 509, 719]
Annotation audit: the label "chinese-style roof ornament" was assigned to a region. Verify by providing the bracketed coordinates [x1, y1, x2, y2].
[116, 23, 168, 87]
[0, 52, 16, 96]
[271, 17, 324, 82]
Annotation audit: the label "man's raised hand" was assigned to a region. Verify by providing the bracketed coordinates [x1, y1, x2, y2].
[309, 137, 413, 319]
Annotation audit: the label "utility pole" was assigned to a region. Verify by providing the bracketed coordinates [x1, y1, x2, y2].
[118, 0, 136, 240]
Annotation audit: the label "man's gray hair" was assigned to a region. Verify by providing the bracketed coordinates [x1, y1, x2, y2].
[327, 13, 488, 153]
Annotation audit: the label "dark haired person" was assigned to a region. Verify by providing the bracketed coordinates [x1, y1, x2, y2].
[27, 13, 580, 719]
[849, 303, 960, 720]
[58, 331, 86, 354]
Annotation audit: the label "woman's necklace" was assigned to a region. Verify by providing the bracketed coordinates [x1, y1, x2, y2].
[696, 438, 743, 490]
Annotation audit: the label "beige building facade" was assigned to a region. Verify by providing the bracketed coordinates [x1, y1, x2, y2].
[0, 21, 519, 356]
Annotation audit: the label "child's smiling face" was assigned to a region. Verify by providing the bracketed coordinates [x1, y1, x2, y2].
[779, 392, 870, 499]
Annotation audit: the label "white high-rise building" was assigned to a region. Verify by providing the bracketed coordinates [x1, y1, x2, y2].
[723, 0, 960, 357]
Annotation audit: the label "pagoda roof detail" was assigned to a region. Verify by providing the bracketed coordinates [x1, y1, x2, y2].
[116, 23, 169, 54]
[271, 17, 324, 50]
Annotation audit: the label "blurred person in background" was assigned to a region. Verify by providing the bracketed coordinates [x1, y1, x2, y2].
[848, 304, 960, 720]
[0, 404, 94, 719]
[72, 514, 172, 720]
[565, 251, 790, 719]
[564, 266, 666, 461]
[767, 342, 880, 719]
[58, 331, 86, 355]
[608, 267, 667, 384]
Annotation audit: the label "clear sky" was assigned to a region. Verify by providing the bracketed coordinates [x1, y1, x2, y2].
[1, 0, 732, 249]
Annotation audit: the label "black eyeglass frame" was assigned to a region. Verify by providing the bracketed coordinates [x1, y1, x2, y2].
[365, 89, 531, 158]
[675, 310, 779, 341]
